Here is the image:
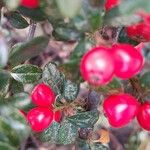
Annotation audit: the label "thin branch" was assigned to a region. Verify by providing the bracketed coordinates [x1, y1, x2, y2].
[27, 20, 37, 40]
[129, 76, 144, 103]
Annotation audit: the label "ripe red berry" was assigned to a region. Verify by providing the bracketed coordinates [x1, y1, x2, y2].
[112, 44, 144, 79]
[137, 103, 150, 131]
[31, 83, 55, 107]
[20, 0, 39, 8]
[126, 13, 150, 41]
[103, 93, 140, 128]
[54, 111, 62, 123]
[80, 47, 114, 85]
[27, 107, 53, 132]
[105, 0, 120, 11]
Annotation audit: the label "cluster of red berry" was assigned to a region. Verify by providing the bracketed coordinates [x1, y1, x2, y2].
[26, 83, 61, 132]
[80, 43, 144, 85]
[103, 93, 150, 131]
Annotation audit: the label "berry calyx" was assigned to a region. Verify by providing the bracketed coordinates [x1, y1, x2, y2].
[80, 46, 114, 85]
[31, 83, 55, 107]
[20, 0, 39, 8]
[54, 111, 62, 123]
[137, 102, 150, 131]
[103, 93, 140, 128]
[112, 44, 144, 79]
[27, 107, 53, 132]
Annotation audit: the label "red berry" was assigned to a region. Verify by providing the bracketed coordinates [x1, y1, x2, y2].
[80, 47, 114, 85]
[105, 0, 120, 11]
[137, 103, 150, 131]
[103, 93, 140, 128]
[20, 0, 39, 8]
[27, 107, 53, 132]
[126, 13, 150, 41]
[112, 44, 144, 79]
[31, 83, 55, 107]
[54, 111, 62, 123]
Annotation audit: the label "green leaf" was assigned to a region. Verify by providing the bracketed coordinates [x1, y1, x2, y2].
[0, 142, 15, 150]
[140, 71, 150, 89]
[9, 36, 49, 65]
[11, 64, 42, 84]
[104, 0, 150, 26]
[56, 0, 82, 18]
[0, 37, 8, 68]
[63, 80, 79, 101]
[38, 122, 60, 143]
[10, 79, 24, 94]
[77, 139, 90, 150]
[8, 92, 34, 111]
[53, 27, 82, 41]
[42, 62, 65, 95]
[90, 143, 109, 150]
[67, 110, 99, 128]
[37, 121, 78, 145]
[0, 71, 10, 97]
[0, 105, 30, 147]
[57, 121, 78, 145]
[18, 6, 46, 21]
[6, 12, 29, 29]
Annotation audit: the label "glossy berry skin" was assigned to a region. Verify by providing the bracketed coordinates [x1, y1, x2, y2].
[31, 83, 55, 107]
[112, 44, 144, 79]
[27, 107, 53, 132]
[103, 93, 140, 128]
[80, 47, 114, 85]
[105, 0, 120, 11]
[20, 0, 39, 8]
[54, 111, 61, 123]
[137, 103, 150, 131]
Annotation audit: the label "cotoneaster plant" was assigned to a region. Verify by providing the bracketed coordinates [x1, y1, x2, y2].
[1, 0, 150, 149]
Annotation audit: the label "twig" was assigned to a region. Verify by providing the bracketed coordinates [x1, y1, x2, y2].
[27, 20, 37, 40]
[129, 76, 144, 103]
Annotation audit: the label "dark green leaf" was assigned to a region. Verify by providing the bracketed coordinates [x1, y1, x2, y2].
[11, 64, 42, 84]
[67, 110, 99, 128]
[63, 80, 79, 101]
[10, 79, 24, 94]
[77, 139, 90, 150]
[0, 37, 8, 68]
[0, 71, 10, 97]
[8, 92, 34, 111]
[6, 12, 29, 29]
[57, 121, 78, 145]
[0, 105, 30, 147]
[37, 121, 78, 145]
[42, 62, 65, 95]
[9, 36, 49, 65]
[0, 142, 15, 150]
[59, 60, 80, 82]
[53, 27, 82, 41]
[140, 71, 150, 89]
[90, 143, 109, 150]
[18, 6, 46, 21]
[38, 121, 60, 143]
